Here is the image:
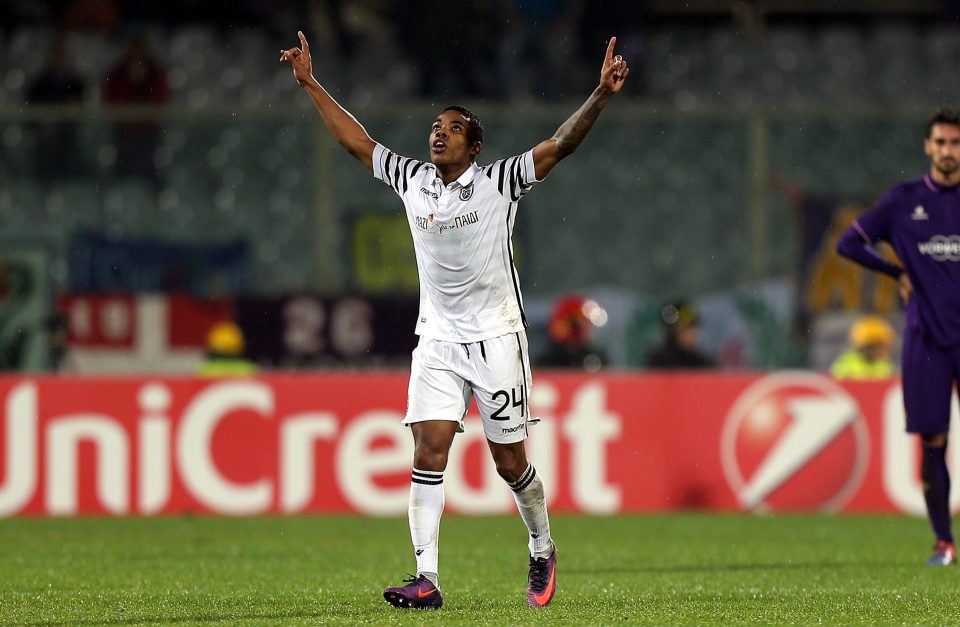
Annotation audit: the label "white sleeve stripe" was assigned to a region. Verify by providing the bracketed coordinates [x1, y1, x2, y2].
[389, 153, 399, 191]
[376, 147, 390, 183]
[391, 154, 403, 194]
[481, 153, 537, 200]
[401, 159, 417, 193]
[376, 148, 425, 196]
[382, 152, 394, 190]
[497, 158, 509, 194]
[510, 158, 523, 202]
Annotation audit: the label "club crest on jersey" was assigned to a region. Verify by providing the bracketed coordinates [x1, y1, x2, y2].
[912, 205, 929, 221]
[459, 184, 474, 201]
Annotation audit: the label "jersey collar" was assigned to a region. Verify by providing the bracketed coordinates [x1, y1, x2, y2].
[924, 173, 960, 193]
[438, 162, 481, 189]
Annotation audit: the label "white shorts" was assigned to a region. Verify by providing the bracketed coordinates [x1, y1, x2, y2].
[405, 332, 535, 444]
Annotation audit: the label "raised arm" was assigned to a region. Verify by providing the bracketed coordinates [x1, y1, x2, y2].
[281, 31, 376, 171]
[532, 36, 629, 180]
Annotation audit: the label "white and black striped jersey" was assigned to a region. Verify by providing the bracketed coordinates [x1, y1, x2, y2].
[372, 142, 542, 342]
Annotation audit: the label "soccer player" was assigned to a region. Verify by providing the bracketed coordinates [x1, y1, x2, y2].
[837, 108, 960, 566]
[281, 31, 628, 606]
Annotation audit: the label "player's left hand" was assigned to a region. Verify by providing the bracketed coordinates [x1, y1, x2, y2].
[599, 36, 629, 94]
[280, 31, 314, 86]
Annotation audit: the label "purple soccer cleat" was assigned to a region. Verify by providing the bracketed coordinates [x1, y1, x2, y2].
[383, 574, 443, 609]
[927, 540, 957, 566]
[527, 549, 557, 608]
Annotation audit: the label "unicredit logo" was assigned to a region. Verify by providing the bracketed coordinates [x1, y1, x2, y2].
[0, 378, 623, 517]
[720, 372, 870, 512]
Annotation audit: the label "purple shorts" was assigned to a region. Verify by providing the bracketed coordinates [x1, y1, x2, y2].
[901, 323, 960, 435]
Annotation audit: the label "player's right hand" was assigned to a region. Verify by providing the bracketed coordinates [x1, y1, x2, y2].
[898, 271, 913, 304]
[280, 31, 313, 86]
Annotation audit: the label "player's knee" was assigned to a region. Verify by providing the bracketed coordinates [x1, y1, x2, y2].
[413, 442, 449, 472]
[411, 422, 456, 471]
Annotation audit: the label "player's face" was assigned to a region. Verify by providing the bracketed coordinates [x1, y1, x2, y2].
[429, 110, 480, 167]
[924, 123, 960, 179]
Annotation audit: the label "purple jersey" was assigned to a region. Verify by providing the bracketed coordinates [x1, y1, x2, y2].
[837, 174, 960, 348]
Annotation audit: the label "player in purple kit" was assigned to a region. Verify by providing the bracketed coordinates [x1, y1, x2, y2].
[837, 108, 960, 566]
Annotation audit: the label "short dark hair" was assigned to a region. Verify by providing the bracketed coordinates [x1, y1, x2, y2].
[443, 105, 484, 146]
[926, 107, 960, 137]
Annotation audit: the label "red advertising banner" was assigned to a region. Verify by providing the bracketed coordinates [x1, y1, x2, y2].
[0, 372, 956, 517]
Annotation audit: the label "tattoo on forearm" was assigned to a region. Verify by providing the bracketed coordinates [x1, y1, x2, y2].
[554, 91, 608, 156]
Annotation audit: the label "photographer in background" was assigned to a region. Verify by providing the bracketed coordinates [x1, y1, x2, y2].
[646, 300, 715, 369]
[536, 294, 608, 372]
[829, 315, 896, 380]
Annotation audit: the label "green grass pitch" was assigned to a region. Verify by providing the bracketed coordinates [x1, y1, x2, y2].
[2, 513, 958, 625]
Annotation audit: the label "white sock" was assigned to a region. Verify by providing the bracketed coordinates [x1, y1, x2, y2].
[509, 464, 554, 558]
[409, 468, 444, 585]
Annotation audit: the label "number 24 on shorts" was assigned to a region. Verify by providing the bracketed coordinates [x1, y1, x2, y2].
[490, 385, 526, 421]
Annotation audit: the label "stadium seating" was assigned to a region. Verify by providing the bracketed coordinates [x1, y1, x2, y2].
[2, 23, 957, 110]
[0, 23, 953, 298]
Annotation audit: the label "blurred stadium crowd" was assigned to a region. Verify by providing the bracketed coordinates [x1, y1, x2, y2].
[2, 0, 959, 373]
[4, 0, 960, 107]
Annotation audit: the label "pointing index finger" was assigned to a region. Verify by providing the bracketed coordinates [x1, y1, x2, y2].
[605, 36, 617, 62]
[298, 31, 309, 53]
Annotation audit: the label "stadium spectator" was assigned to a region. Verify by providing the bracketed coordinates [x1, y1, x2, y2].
[63, 0, 121, 32]
[646, 300, 715, 369]
[829, 315, 896, 380]
[102, 35, 169, 187]
[943, 0, 960, 21]
[45, 312, 72, 372]
[398, 1, 504, 98]
[26, 35, 88, 180]
[0, 258, 42, 371]
[535, 294, 608, 371]
[496, 0, 579, 99]
[578, 0, 649, 97]
[281, 30, 628, 609]
[836, 107, 960, 566]
[197, 321, 258, 377]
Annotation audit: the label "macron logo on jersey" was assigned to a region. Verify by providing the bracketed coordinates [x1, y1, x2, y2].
[911, 205, 929, 221]
[918, 235, 960, 261]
